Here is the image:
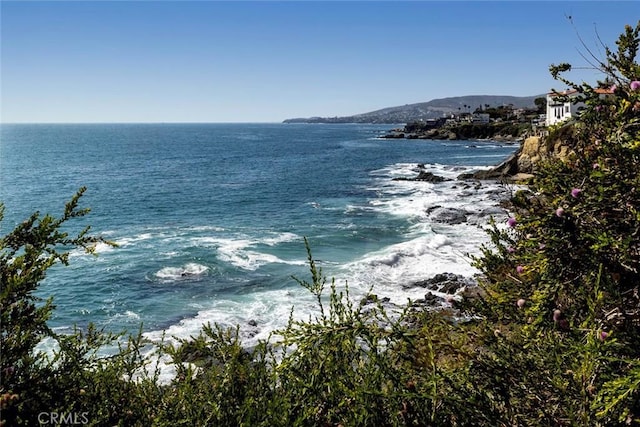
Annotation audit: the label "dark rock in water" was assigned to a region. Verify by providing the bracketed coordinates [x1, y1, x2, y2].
[428, 207, 468, 224]
[360, 294, 379, 306]
[484, 188, 509, 202]
[360, 294, 392, 306]
[248, 319, 258, 327]
[409, 273, 475, 294]
[457, 173, 476, 180]
[478, 206, 507, 217]
[393, 171, 450, 183]
[458, 152, 520, 180]
[416, 171, 450, 182]
[423, 292, 440, 305]
[467, 206, 508, 225]
[382, 131, 405, 139]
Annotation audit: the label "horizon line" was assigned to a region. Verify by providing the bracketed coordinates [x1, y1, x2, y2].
[0, 121, 291, 125]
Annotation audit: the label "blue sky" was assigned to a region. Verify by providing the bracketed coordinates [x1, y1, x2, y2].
[1, 1, 637, 123]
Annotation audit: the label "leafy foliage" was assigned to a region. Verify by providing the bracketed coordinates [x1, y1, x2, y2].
[469, 21, 640, 425]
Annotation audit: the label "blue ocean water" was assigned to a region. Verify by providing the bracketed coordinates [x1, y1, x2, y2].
[1, 123, 517, 347]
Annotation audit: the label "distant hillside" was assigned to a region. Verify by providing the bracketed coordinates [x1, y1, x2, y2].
[283, 95, 543, 124]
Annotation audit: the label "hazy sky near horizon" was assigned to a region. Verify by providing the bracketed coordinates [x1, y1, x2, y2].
[1, 1, 637, 123]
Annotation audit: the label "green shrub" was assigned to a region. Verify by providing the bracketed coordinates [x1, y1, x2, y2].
[467, 21, 640, 425]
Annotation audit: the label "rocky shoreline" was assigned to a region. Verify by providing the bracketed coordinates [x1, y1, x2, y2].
[357, 161, 517, 316]
[391, 133, 570, 183]
[381, 121, 528, 143]
[364, 129, 573, 314]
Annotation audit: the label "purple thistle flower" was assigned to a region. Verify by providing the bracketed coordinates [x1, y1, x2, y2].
[595, 105, 603, 112]
[538, 242, 546, 250]
[516, 265, 525, 274]
[631, 81, 640, 91]
[571, 188, 582, 198]
[555, 207, 565, 217]
[507, 217, 517, 227]
[610, 84, 617, 92]
[599, 331, 609, 341]
[507, 246, 516, 254]
[592, 162, 600, 169]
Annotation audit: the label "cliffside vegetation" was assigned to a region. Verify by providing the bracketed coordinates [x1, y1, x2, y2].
[2, 23, 639, 426]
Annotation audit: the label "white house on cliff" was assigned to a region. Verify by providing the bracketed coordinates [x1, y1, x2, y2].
[545, 88, 613, 127]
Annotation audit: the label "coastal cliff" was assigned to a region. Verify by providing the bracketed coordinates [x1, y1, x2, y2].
[466, 124, 575, 181]
[389, 123, 576, 183]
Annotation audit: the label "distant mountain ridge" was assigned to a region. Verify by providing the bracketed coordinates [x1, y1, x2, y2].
[283, 94, 543, 124]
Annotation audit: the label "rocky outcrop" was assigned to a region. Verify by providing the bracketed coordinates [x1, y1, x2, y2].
[462, 133, 574, 181]
[392, 171, 451, 183]
[458, 152, 520, 180]
[383, 131, 405, 138]
[407, 273, 476, 294]
[517, 135, 573, 173]
[426, 206, 468, 225]
[383, 122, 526, 142]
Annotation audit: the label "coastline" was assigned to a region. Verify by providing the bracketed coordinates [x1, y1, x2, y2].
[381, 120, 529, 143]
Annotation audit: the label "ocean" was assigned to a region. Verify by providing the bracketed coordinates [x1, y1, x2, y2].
[0, 123, 517, 351]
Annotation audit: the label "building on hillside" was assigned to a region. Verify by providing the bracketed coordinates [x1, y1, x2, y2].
[545, 88, 613, 127]
[472, 113, 490, 124]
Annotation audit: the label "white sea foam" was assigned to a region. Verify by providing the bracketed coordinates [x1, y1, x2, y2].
[218, 249, 282, 271]
[146, 163, 511, 348]
[191, 232, 304, 270]
[155, 263, 210, 281]
[109, 310, 141, 321]
[143, 286, 315, 351]
[116, 233, 155, 247]
[127, 162, 513, 383]
[69, 241, 115, 257]
[261, 232, 299, 246]
[323, 162, 511, 306]
[187, 225, 226, 232]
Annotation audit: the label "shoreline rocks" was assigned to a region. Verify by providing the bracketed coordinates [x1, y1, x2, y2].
[392, 170, 451, 183]
[381, 122, 524, 142]
[407, 272, 476, 294]
[426, 206, 469, 225]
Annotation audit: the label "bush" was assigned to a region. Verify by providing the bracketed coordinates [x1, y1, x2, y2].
[467, 21, 640, 425]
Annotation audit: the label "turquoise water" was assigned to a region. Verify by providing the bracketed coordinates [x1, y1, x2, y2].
[1, 123, 517, 345]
